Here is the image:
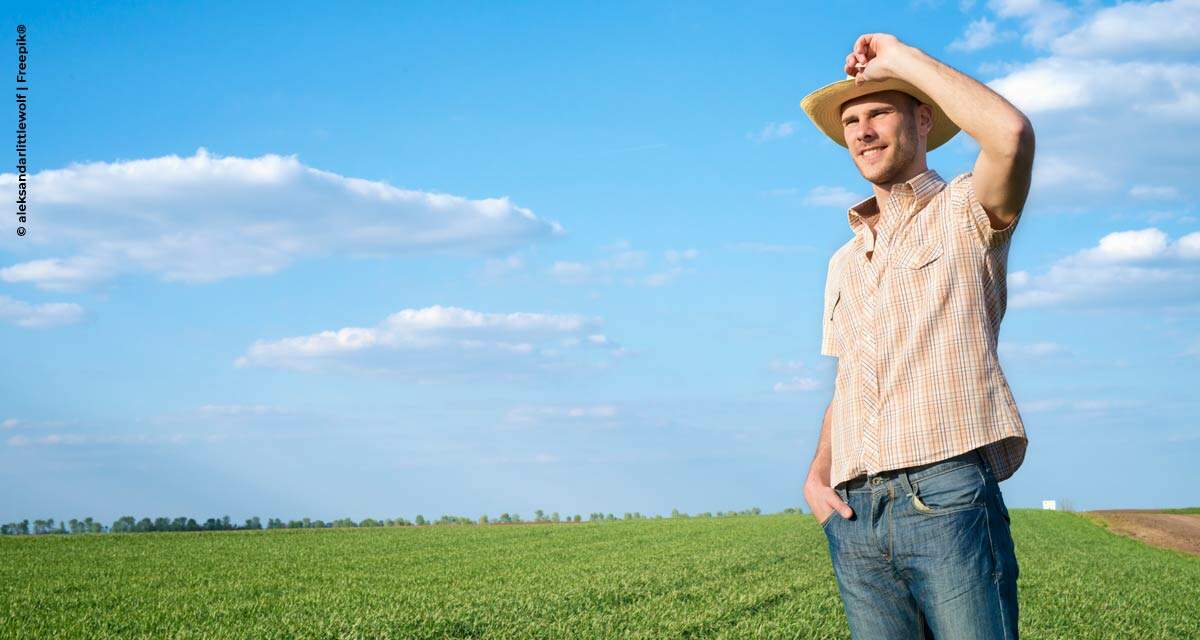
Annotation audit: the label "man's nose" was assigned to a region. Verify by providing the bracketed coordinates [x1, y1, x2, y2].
[855, 123, 877, 143]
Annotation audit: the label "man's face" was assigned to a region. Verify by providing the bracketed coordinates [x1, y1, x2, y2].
[839, 91, 931, 185]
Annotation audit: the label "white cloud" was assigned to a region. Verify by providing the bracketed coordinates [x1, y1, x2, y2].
[747, 121, 797, 142]
[1050, 0, 1200, 58]
[998, 341, 1070, 358]
[1129, 185, 1181, 200]
[1007, 228, 1200, 308]
[987, 0, 1074, 48]
[643, 268, 683, 287]
[804, 186, 862, 209]
[770, 359, 827, 393]
[504, 404, 620, 425]
[665, 248, 699, 264]
[0, 295, 84, 328]
[235, 304, 627, 378]
[949, 17, 1009, 52]
[481, 254, 525, 278]
[198, 404, 290, 416]
[989, 57, 1200, 116]
[1019, 397, 1146, 414]
[726, 242, 815, 254]
[773, 377, 822, 393]
[1185, 337, 1200, 357]
[0, 148, 563, 291]
[550, 241, 696, 287]
[981, 1, 1200, 209]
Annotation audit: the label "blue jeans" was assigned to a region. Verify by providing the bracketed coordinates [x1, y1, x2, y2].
[820, 448, 1019, 639]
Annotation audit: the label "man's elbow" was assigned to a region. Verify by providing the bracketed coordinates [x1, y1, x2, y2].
[998, 115, 1035, 161]
[983, 115, 1034, 161]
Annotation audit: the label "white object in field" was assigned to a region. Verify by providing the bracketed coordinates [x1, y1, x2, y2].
[1042, 500, 1057, 510]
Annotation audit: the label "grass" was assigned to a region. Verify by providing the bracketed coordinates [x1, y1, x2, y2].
[1, 510, 1198, 639]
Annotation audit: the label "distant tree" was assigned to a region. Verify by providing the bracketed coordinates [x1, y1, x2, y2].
[112, 516, 136, 533]
[573, 514, 581, 523]
[244, 517, 262, 530]
[479, 514, 489, 525]
[415, 514, 426, 526]
[552, 512, 560, 523]
[534, 509, 546, 522]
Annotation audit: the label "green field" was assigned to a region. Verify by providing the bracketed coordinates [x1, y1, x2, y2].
[2, 510, 1197, 639]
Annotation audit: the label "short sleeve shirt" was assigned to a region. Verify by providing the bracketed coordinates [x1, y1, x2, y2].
[820, 169, 1028, 491]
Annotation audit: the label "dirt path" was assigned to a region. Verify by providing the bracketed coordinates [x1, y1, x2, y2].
[1084, 509, 1200, 557]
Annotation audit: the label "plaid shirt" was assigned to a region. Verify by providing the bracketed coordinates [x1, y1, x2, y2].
[820, 169, 1028, 491]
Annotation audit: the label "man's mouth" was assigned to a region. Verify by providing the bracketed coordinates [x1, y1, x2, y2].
[859, 145, 887, 160]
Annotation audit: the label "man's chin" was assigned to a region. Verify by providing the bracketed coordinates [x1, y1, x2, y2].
[856, 165, 890, 184]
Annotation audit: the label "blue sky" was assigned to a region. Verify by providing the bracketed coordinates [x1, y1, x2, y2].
[2, 0, 1198, 522]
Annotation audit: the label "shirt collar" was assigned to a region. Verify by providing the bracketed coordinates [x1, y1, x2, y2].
[846, 168, 946, 233]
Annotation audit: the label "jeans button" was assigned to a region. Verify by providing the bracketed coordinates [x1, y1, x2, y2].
[871, 477, 883, 485]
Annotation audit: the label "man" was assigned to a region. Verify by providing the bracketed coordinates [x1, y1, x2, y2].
[799, 33, 1034, 639]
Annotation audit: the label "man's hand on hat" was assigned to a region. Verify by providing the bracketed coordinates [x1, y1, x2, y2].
[844, 33, 908, 85]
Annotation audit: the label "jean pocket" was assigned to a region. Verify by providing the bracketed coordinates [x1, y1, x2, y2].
[910, 463, 988, 516]
[994, 486, 1012, 525]
[820, 510, 838, 529]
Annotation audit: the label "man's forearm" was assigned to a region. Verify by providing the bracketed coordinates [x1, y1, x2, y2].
[888, 45, 1030, 155]
[807, 398, 835, 486]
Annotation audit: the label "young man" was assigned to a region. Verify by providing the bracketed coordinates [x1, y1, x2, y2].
[799, 33, 1034, 639]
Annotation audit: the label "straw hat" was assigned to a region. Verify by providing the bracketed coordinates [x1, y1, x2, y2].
[800, 76, 960, 151]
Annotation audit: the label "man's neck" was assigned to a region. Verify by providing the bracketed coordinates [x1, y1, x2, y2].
[868, 162, 930, 210]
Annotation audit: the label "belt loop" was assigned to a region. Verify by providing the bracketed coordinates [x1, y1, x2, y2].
[836, 482, 849, 504]
[895, 467, 917, 499]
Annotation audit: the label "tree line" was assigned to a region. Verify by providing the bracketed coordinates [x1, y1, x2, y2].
[2, 506, 800, 536]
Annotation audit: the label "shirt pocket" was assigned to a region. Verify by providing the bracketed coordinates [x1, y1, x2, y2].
[829, 289, 851, 355]
[897, 241, 944, 270]
[828, 289, 842, 321]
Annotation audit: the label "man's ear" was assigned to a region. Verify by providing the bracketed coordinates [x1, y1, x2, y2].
[917, 103, 934, 137]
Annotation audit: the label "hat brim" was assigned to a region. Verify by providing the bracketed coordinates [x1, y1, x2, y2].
[800, 77, 960, 151]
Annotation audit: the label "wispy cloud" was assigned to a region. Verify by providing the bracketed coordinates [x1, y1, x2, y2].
[235, 305, 628, 379]
[804, 186, 862, 209]
[0, 295, 83, 328]
[726, 242, 815, 254]
[949, 17, 1012, 52]
[504, 404, 620, 425]
[769, 359, 827, 394]
[987, 0, 1074, 48]
[1129, 185, 1181, 200]
[998, 341, 1071, 358]
[746, 121, 797, 143]
[549, 241, 698, 287]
